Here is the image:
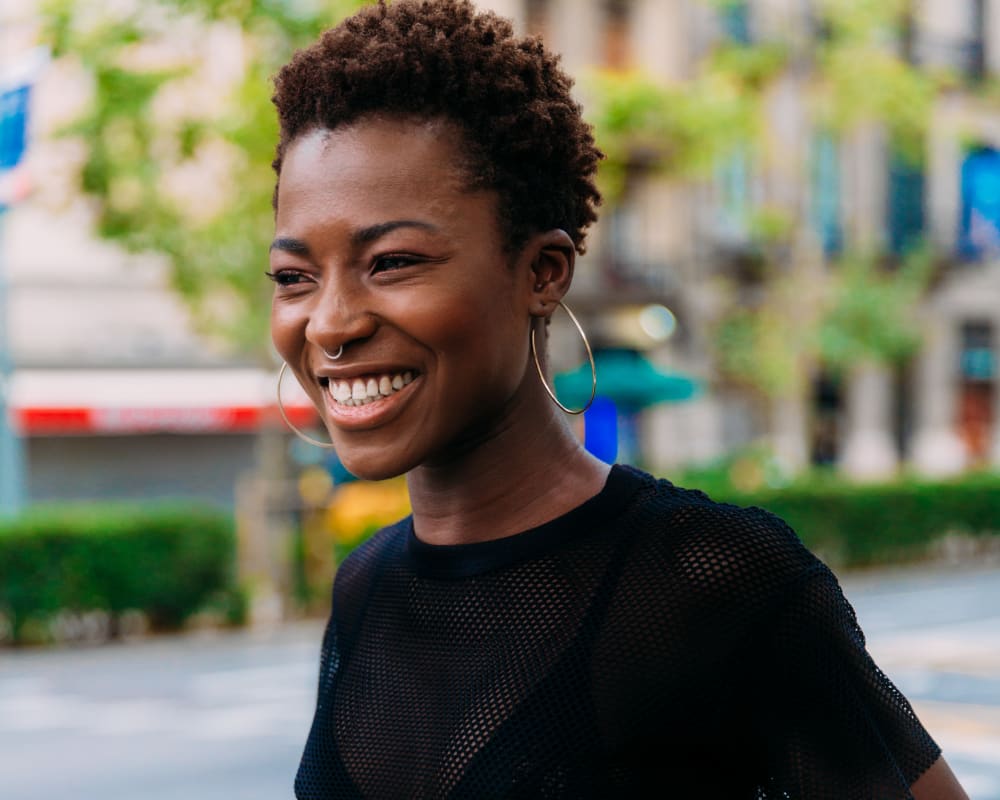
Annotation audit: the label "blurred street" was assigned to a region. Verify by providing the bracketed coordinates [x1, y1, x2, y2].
[844, 563, 1000, 800]
[0, 563, 997, 800]
[0, 620, 324, 800]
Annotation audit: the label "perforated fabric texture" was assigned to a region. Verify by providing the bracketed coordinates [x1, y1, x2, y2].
[295, 465, 941, 799]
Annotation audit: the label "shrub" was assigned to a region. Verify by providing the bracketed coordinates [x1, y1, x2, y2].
[0, 503, 238, 644]
[690, 471, 1000, 568]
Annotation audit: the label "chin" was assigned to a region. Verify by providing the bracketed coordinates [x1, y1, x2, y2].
[332, 443, 419, 483]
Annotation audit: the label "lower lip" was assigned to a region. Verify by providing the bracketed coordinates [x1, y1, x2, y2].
[322, 377, 419, 430]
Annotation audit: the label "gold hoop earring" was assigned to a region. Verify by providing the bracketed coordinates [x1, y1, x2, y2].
[276, 362, 336, 449]
[531, 300, 596, 415]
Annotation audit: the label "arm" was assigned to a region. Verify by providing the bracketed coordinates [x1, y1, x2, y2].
[911, 756, 970, 800]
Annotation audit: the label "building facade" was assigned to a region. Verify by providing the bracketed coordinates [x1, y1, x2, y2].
[484, 0, 1000, 480]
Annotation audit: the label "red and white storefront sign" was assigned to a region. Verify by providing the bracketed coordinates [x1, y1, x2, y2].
[9, 369, 318, 435]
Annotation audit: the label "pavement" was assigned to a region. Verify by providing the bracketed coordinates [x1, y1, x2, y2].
[842, 563, 1000, 799]
[0, 562, 997, 799]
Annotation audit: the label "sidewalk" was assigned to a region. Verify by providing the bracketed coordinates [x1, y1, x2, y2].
[842, 562, 1000, 798]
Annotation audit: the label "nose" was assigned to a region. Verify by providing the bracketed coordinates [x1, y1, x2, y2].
[305, 275, 379, 356]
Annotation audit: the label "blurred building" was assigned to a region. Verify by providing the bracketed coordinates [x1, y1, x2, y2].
[4, 0, 1000, 512]
[4, 199, 322, 507]
[485, 0, 1000, 480]
[0, 5, 316, 509]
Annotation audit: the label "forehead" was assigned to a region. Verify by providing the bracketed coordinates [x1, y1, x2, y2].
[276, 117, 476, 224]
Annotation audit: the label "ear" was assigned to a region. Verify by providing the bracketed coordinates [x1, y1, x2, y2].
[523, 229, 576, 319]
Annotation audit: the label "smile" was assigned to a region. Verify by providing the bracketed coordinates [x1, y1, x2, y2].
[323, 371, 416, 407]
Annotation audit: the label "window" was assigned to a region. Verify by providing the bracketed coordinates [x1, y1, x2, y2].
[809, 132, 842, 257]
[719, 0, 751, 44]
[960, 320, 996, 381]
[958, 320, 995, 464]
[524, 0, 550, 39]
[887, 149, 925, 256]
[601, 0, 632, 69]
[716, 148, 752, 245]
[971, 0, 987, 81]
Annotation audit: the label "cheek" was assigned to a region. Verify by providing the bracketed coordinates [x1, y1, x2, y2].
[433, 297, 527, 384]
[270, 301, 307, 361]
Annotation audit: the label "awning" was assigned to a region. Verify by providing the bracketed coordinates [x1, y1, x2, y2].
[553, 348, 701, 412]
[8, 368, 318, 435]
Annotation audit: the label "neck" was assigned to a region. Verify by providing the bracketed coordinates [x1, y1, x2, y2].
[405, 399, 610, 546]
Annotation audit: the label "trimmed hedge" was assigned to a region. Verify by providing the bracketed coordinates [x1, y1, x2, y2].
[703, 473, 1000, 568]
[0, 504, 240, 643]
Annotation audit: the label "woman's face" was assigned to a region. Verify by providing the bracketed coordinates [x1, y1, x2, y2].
[270, 117, 535, 480]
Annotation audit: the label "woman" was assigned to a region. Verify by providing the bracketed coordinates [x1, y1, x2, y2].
[268, 2, 968, 797]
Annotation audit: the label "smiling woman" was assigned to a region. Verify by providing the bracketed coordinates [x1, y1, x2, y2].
[267, 2, 968, 799]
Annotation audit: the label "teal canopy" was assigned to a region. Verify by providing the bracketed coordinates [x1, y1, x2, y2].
[553, 348, 701, 412]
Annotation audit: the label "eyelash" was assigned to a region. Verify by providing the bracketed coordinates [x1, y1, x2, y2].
[372, 254, 419, 273]
[264, 255, 420, 287]
[264, 270, 307, 287]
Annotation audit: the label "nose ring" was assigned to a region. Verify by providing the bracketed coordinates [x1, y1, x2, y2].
[323, 345, 344, 360]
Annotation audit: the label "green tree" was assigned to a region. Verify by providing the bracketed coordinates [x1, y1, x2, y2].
[40, 0, 368, 357]
[38, 0, 370, 619]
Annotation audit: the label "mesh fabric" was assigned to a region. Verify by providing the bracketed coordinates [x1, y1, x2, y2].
[295, 465, 940, 799]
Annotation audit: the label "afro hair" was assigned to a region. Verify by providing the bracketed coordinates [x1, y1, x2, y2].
[271, 0, 603, 254]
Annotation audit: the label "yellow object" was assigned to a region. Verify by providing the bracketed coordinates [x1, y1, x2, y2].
[298, 467, 334, 506]
[326, 478, 411, 547]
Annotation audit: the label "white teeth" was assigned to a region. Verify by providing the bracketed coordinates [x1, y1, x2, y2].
[328, 372, 417, 407]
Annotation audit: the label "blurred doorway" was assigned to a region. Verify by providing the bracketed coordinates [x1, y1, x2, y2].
[958, 320, 996, 465]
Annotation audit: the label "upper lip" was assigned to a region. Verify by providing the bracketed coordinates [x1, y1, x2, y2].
[312, 361, 421, 383]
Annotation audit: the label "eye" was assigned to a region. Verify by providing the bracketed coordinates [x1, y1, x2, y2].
[371, 254, 419, 274]
[265, 270, 309, 287]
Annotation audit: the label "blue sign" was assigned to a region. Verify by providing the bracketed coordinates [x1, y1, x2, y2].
[584, 396, 618, 465]
[0, 84, 30, 170]
[959, 146, 1000, 259]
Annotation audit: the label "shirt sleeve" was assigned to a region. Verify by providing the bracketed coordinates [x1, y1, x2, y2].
[748, 562, 942, 800]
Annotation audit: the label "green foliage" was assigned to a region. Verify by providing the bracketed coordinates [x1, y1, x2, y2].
[0, 503, 238, 643]
[817, 247, 933, 369]
[815, 47, 935, 163]
[675, 464, 1000, 568]
[713, 305, 805, 397]
[708, 41, 789, 90]
[583, 67, 761, 201]
[712, 245, 931, 397]
[39, 0, 368, 357]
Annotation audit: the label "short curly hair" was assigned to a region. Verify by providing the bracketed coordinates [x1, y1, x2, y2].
[271, 0, 602, 254]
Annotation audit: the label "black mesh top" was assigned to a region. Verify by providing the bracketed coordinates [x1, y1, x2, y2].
[295, 464, 940, 799]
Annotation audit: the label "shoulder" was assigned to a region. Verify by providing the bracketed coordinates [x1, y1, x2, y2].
[330, 516, 410, 620]
[617, 465, 822, 596]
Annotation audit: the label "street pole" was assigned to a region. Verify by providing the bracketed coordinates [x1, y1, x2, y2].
[0, 60, 45, 516]
[0, 205, 25, 515]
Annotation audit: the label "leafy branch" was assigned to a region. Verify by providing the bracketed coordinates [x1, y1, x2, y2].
[39, 0, 368, 358]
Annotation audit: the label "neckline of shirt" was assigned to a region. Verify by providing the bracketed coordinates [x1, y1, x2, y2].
[402, 463, 649, 579]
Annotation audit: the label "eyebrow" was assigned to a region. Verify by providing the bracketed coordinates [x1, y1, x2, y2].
[269, 220, 440, 255]
[352, 219, 439, 244]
